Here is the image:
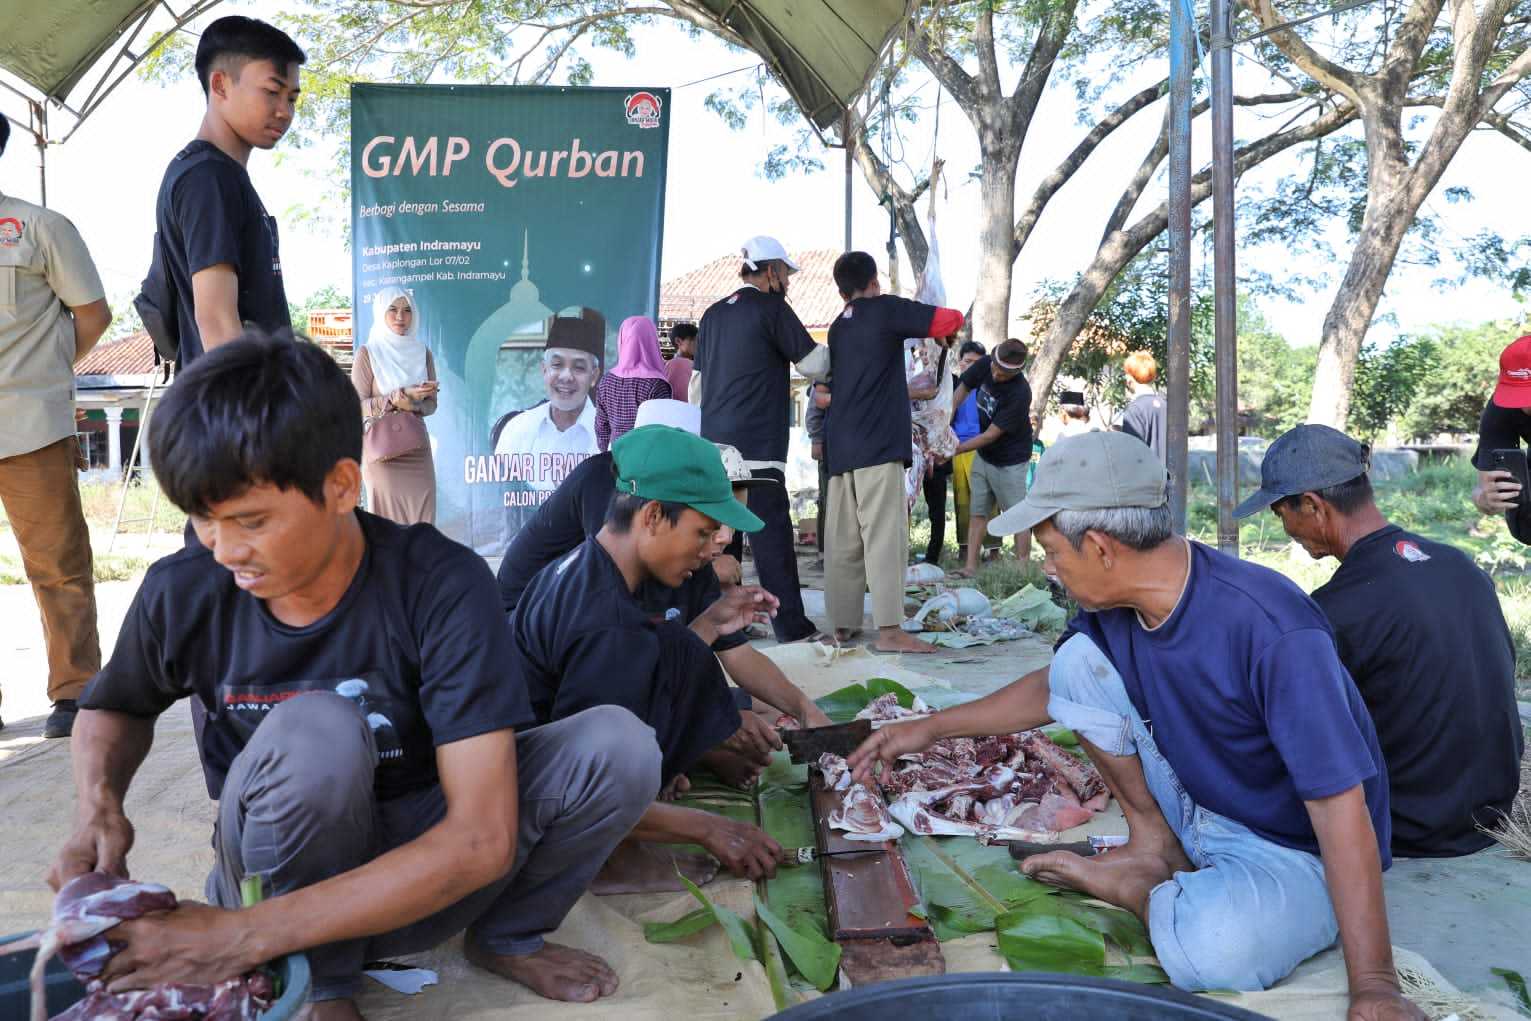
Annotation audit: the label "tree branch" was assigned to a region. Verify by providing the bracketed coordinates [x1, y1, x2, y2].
[973, 2, 1003, 101]
[909, 17, 979, 114]
[1380, 0, 1448, 96]
[1245, 0, 1367, 106]
[1005, 0, 1081, 137]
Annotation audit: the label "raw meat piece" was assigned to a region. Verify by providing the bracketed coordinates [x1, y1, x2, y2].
[816, 753, 852, 791]
[855, 693, 933, 728]
[30, 873, 274, 1021]
[1020, 731, 1108, 803]
[829, 784, 905, 842]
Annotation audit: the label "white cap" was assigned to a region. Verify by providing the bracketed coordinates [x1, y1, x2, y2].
[741, 235, 800, 274]
[634, 398, 701, 435]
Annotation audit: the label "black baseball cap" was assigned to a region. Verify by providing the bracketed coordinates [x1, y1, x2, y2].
[1232, 425, 1370, 519]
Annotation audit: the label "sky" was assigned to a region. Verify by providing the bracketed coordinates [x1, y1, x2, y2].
[1, 1, 1526, 348]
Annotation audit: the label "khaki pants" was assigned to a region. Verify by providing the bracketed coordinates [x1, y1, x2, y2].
[0, 437, 99, 705]
[826, 462, 907, 631]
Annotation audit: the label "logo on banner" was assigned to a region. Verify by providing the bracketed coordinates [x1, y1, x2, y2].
[0, 217, 23, 247]
[625, 92, 662, 129]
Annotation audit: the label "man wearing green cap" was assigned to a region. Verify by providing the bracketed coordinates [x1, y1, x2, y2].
[848, 432, 1422, 1020]
[507, 425, 788, 880]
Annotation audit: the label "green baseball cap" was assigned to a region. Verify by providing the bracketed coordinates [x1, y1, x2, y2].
[989, 431, 1168, 536]
[612, 426, 765, 533]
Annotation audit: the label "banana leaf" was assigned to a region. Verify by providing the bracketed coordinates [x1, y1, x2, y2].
[677, 869, 757, 963]
[815, 678, 917, 723]
[997, 907, 1169, 983]
[1492, 967, 1531, 1013]
[643, 907, 717, 944]
[901, 836, 1057, 940]
[754, 892, 841, 991]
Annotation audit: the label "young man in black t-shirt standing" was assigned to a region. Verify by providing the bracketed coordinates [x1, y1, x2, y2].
[822, 252, 963, 652]
[152, 16, 303, 365]
[950, 338, 1035, 576]
[55, 337, 659, 1017]
[1239, 424, 1525, 859]
[695, 235, 830, 643]
[1471, 334, 1531, 522]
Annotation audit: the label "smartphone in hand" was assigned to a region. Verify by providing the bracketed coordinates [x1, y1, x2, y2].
[1491, 448, 1531, 543]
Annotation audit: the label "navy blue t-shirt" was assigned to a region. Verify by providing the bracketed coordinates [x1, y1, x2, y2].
[696, 286, 817, 463]
[824, 295, 940, 476]
[1068, 541, 1392, 863]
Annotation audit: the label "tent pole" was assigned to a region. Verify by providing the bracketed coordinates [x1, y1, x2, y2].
[1167, 0, 1193, 533]
[1212, 0, 1239, 555]
[843, 111, 853, 251]
[29, 100, 47, 207]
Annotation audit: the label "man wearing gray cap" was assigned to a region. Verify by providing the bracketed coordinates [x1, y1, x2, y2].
[1237, 425, 1524, 860]
[848, 432, 1421, 1019]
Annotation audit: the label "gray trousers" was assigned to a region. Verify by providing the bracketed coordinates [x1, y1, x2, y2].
[206, 693, 661, 1002]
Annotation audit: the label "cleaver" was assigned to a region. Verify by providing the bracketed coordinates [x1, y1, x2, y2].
[781, 719, 872, 764]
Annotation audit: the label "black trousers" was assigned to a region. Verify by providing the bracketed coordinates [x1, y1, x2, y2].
[816, 457, 830, 555]
[724, 466, 817, 642]
[922, 463, 951, 565]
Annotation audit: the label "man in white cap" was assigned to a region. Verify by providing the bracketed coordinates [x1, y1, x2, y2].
[847, 431, 1422, 1020]
[694, 236, 830, 643]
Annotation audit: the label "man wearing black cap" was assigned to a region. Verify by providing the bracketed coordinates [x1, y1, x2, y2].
[1238, 424, 1524, 859]
[507, 425, 789, 881]
[1055, 390, 1096, 440]
[492, 311, 606, 478]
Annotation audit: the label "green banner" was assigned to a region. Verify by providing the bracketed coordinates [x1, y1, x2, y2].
[351, 83, 670, 554]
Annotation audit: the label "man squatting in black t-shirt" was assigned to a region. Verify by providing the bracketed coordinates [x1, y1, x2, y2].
[822, 251, 964, 654]
[1239, 425, 1524, 859]
[55, 337, 658, 1016]
[506, 425, 803, 882]
[154, 17, 302, 366]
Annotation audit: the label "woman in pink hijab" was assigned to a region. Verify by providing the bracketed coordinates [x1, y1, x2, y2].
[595, 315, 672, 449]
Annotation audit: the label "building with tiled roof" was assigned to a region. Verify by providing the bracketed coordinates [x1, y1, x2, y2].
[69, 331, 164, 473]
[659, 248, 843, 341]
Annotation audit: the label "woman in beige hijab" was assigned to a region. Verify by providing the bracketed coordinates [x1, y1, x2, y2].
[352, 287, 438, 524]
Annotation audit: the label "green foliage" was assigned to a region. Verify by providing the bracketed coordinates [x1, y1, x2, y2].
[1400, 319, 1524, 440]
[288, 284, 351, 337]
[815, 679, 918, 723]
[1236, 304, 1316, 437]
[753, 893, 840, 991]
[676, 868, 757, 963]
[1348, 336, 1437, 443]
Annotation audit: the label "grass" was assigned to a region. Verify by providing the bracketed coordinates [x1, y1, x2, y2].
[0, 480, 181, 585]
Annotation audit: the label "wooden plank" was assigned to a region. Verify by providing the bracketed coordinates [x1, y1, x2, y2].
[809, 774, 933, 943]
[838, 938, 945, 987]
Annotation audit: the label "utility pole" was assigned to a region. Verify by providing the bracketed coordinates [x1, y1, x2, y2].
[1167, 0, 1193, 531]
[1211, 0, 1240, 554]
[843, 111, 853, 251]
[28, 100, 47, 207]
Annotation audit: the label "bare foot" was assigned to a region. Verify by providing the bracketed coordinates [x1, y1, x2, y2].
[874, 628, 937, 654]
[1021, 839, 1194, 921]
[700, 748, 763, 788]
[833, 628, 863, 643]
[592, 840, 719, 895]
[297, 1000, 364, 1021]
[658, 774, 691, 802]
[464, 940, 619, 1003]
[949, 566, 976, 579]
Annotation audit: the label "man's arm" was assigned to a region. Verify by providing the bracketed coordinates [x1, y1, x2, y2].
[717, 645, 832, 729]
[629, 802, 783, 880]
[49, 709, 157, 888]
[848, 666, 1050, 785]
[190, 265, 244, 351]
[954, 423, 1005, 456]
[70, 299, 113, 363]
[1305, 787, 1424, 1020]
[99, 730, 520, 991]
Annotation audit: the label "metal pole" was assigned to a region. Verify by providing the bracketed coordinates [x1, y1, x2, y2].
[843, 111, 853, 251]
[1167, 0, 1193, 532]
[1212, 0, 1239, 555]
[29, 100, 47, 207]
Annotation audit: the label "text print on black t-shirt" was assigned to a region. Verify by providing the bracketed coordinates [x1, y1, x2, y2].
[221, 673, 410, 765]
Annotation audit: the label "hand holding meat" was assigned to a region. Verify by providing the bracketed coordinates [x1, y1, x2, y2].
[48, 809, 135, 892]
[847, 718, 937, 787]
[98, 902, 261, 994]
[701, 818, 784, 880]
[698, 584, 778, 639]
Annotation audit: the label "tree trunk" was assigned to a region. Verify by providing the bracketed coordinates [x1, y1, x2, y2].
[972, 134, 1021, 351]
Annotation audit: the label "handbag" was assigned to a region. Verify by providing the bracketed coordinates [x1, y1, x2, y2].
[363, 409, 429, 464]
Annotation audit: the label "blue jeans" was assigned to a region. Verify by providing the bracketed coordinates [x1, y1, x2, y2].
[1046, 634, 1340, 992]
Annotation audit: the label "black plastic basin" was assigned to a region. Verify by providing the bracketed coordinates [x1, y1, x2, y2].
[769, 973, 1268, 1020]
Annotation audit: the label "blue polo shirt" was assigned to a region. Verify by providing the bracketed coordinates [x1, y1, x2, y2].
[1068, 541, 1392, 864]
